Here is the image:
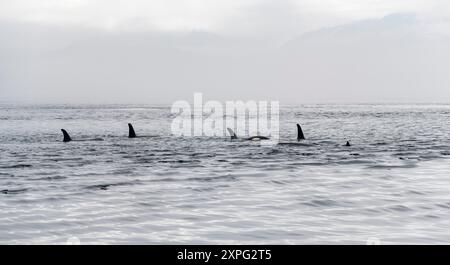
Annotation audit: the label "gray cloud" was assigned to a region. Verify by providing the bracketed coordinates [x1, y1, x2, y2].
[1, 12, 449, 104]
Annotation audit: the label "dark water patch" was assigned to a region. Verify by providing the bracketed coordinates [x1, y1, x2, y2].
[0, 164, 32, 169]
[86, 147, 98, 151]
[170, 164, 205, 169]
[289, 162, 327, 166]
[363, 208, 382, 214]
[303, 199, 343, 208]
[138, 202, 160, 208]
[190, 187, 216, 192]
[418, 154, 445, 160]
[268, 180, 289, 185]
[153, 170, 179, 176]
[177, 159, 200, 163]
[436, 203, 450, 209]
[1, 188, 28, 195]
[157, 159, 201, 164]
[47, 157, 83, 162]
[398, 157, 419, 161]
[387, 205, 413, 212]
[299, 152, 316, 156]
[260, 165, 293, 171]
[398, 139, 418, 143]
[265, 149, 282, 155]
[89, 184, 109, 190]
[177, 203, 198, 210]
[111, 169, 134, 175]
[191, 153, 216, 158]
[135, 158, 155, 164]
[417, 205, 433, 211]
[367, 163, 417, 169]
[150, 174, 237, 184]
[85, 180, 142, 191]
[74, 172, 113, 177]
[34, 171, 60, 176]
[187, 174, 239, 182]
[337, 159, 374, 165]
[154, 149, 182, 154]
[41, 153, 62, 158]
[32, 175, 67, 181]
[406, 190, 427, 195]
[423, 215, 440, 219]
[113, 150, 131, 154]
[67, 161, 95, 168]
[122, 155, 141, 159]
[150, 177, 177, 182]
[230, 161, 247, 166]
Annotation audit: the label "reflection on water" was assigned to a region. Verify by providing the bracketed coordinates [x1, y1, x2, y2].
[1, 104, 450, 244]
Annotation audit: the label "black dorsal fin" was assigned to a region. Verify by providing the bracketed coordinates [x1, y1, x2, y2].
[61, 129, 72, 142]
[227, 128, 238, 139]
[128, 123, 137, 138]
[297, 124, 305, 141]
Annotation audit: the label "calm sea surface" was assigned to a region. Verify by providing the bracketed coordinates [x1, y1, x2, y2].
[1, 104, 450, 244]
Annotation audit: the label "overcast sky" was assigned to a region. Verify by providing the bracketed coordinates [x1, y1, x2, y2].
[1, 0, 450, 103]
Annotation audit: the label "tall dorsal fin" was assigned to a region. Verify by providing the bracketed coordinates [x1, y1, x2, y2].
[297, 123, 305, 141]
[128, 123, 137, 138]
[61, 129, 72, 142]
[227, 128, 238, 139]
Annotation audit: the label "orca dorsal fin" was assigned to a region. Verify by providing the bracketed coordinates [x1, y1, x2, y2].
[297, 124, 305, 141]
[128, 123, 137, 138]
[61, 129, 72, 142]
[227, 128, 238, 139]
[346, 141, 351, 147]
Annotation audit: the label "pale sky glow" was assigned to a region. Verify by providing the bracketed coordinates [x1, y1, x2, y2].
[1, 0, 450, 103]
[1, 0, 446, 34]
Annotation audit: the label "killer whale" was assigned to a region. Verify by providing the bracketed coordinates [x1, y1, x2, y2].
[127, 123, 154, 138]
[60, 129, 103, 142]
[297, 124, 305, 141]
[275, 123, 314, 146]
[61, 129, 71, 142]
[276, 123, 353, 147]
[128, 123, 136, 138]
[226, 123, 306, 141]
[226, 128, 270, 141]
[226, 128, 238, 140]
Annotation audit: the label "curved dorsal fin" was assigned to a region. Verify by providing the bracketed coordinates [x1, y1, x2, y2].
[227, 128, 237, 139]
[61, 129, 72, 142]
[128, 123, 137, 138]
[297, 124, 305, 141]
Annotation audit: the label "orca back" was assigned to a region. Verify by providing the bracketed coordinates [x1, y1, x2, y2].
[247, 136, 270, 140]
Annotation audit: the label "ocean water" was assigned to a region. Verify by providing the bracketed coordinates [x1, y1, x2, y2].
[1, 104, 450, 244]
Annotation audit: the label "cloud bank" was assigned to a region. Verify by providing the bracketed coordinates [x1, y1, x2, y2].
[0, 1, 449, 103]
